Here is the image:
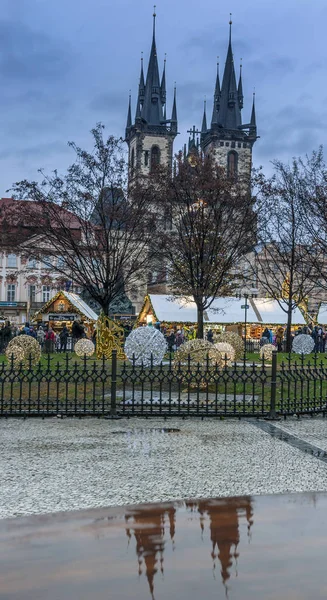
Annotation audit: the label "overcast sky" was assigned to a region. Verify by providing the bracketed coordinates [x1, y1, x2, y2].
[1, 0, 327, 195]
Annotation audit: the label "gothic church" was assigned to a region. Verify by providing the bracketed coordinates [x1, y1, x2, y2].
[125, 12, 258, 183]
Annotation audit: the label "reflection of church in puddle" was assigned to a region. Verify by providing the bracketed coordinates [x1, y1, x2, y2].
[125, 496, 254, 599]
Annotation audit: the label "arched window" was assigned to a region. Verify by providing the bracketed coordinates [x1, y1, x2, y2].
[151, 146, 160, 172]
[227, 151, 238, 179]
[130, 148, 135, 174]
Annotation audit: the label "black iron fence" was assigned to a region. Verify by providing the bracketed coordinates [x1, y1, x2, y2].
[1, 351, 327, 418]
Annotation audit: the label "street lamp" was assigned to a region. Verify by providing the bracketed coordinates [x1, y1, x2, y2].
[241, 293, 250, 354]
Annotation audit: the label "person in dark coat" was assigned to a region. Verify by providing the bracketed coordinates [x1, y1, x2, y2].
[59, 325, 69, 353]
[72, 320, 84, 341]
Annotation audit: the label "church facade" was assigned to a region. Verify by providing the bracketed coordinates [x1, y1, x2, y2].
[125, 13, 257, 183]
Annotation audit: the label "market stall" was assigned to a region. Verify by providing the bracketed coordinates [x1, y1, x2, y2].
[137, 294, 259, 337]
[137, 294, 307, 341]
[32, 291, 98, 337]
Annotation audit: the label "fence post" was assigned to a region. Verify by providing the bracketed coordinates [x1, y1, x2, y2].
[110, 350, 117, 416]
[266, 350, 280, 420]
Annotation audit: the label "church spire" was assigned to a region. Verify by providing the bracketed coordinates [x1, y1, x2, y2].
[250, 91, 257, 133]
[171, 85, 177, 132]
[141, 5, 164, 125]
[238, 59, 243, 110]
[126, 93, 132, 132]
[211, 59, 221, 126]
[135, 54, 144, 120]
[161, 54, 166, 106]
[201, 98, 207, 133]
[217, 15, 242, 130]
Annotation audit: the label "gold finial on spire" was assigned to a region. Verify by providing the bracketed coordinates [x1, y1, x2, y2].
[240, 57, 243, 71]
[164, 52, 166, 64]
[153, 4, 156, 16]
[141, 51, 143, 65]
[229, 12, 232, 25]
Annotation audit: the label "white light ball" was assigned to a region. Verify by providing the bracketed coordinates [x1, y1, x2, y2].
[124, 327, 167, 366]
[292, 334, 315, 355]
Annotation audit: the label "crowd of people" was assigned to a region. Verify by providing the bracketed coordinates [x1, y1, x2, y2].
[260, 324, 327, 353]
[0, 319, 91, 354]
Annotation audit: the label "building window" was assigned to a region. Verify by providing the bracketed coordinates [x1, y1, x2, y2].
[227, 151, 238, 179]
[28, 285, 36, 303]
[231, 141, 236, 148]
[7, 254, 17, 268]
[243, 143, 247, 148]
[150, 146, 160, 172]
[144, 150, 149, 166]
[42, 256, 52, 269]
[220, 141, 224, 147]
[238, 142, 242, 148]
[7, 284, 15, 302]
[28, 257, 37, 268]
[226, 142, 230, 147]
[57, 256, 65, 268]
[42, 285, 51, 303]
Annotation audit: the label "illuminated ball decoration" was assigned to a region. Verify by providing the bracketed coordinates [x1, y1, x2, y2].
[215, 342, 235, 364]
[173, 339, 222, 384]
[6, 335, 41, 367]
[259, 343, 276, 362]
[216, 332, 244, 360]
[292, 334, 315, 355]
[124, 327, 167, 366]
[74, 339, 95, 357]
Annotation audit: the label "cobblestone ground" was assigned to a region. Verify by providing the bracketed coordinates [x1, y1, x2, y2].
[1, 417, 327, 519]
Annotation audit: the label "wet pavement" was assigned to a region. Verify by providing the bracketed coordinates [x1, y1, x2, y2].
[1, 492, 327, 599]
[3, 418, 327, 518]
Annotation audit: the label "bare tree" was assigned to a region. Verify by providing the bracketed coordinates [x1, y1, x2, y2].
[252, 159, 319, 351]
[9, 124, 154, 315]
[149, 154, 257, 338]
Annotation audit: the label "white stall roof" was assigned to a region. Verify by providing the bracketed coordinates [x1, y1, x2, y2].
[316, 303, 327, 324]
[64, 292, 99, 321]
[149, 295, 259, 324]
[254, 298, 306, 325]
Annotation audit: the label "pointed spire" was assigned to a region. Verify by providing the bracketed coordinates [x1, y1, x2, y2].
[215, 15, 242, 130]
[161, 54, 166, 105]
[141, 6, 163, 125]
[126, 92, 132, 130]
[238, 59, 243, 110]
[211, 58, 221, 125]
[171, 84, 177, 132]
[139, 52, 145, 100]
[201, 98, 207, 133]
[250, 91, 257, 132]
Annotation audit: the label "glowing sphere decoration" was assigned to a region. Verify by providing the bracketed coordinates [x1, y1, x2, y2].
[124, 327, 167, 366]
[215, 342, 235, 364]
[292, 334, 315, 355]
[259, 343, 276, 362]
[6, 335, 41, 367]
[173, 339, 222, 384]
[216, 332, 244, 360]
[74, 339, 95, 357]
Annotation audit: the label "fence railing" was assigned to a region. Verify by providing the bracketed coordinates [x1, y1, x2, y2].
[1, 351, 327, 418]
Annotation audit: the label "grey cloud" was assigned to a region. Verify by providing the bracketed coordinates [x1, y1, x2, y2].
[0, 20, 72, 82]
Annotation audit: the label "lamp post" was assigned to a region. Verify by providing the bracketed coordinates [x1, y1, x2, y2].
[242, 293, 249, 354]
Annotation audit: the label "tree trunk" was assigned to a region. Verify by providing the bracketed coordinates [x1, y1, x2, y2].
[286, 299, 293, 353]
[197, 305, 204, 339]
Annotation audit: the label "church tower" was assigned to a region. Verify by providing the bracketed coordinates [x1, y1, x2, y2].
[125, 9, 178, 184]
[201, 18, 257, 179]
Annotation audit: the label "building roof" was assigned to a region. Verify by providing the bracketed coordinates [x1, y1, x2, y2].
[33, 291, 98, 322]
[254, 298, 306, 325]
[316, 303, 327, 324]
[145, 295, 259, 324]
[141, 294, 306, 325]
